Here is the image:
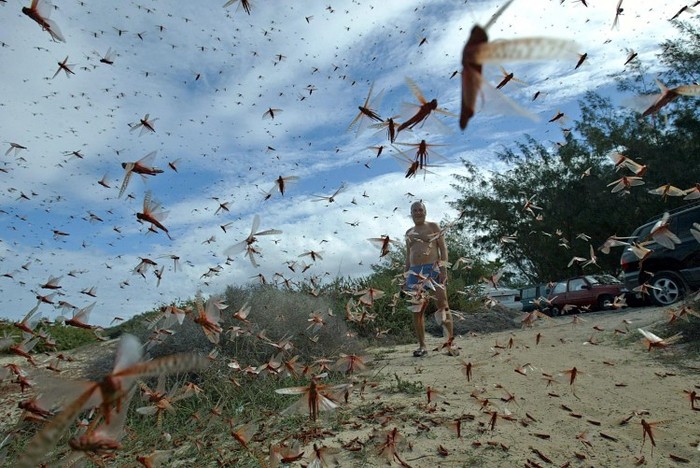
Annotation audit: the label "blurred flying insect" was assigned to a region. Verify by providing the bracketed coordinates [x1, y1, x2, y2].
[460, 0, 578, 129]
[391, 145, 441, 179]
[691, 222, 700, 243]
[640, 80, 700, 117]
[612, 0, 624, 30]
[640, 418, 672, 456]
[119, 151, 163, 198]
[608, 151, 647, 176]
[168, 158, 181, 172]
[521, 193, 542, 217]
[5, 142, 27, 156]
[229, 420, 258, 449]
[347, 83, 384, 137]
[64, 388, 135, 466]
[638, 328, 683, 351]
[370, 115, 401, 144]
[299, 250, 324, 262]
[670, 4, 696, 21]
[14, 304, 42, 335]
[136, 375, 193, 429]
[8, 334, 40, 366]
[367, 235, 400, 258]
[397, 78, 455, 133]
[333, 354, 371, 375]
[376, 427, 411, 467]
[262, 107, 282, 119]
[649, 212, 681, 249]
[51, 56, 75, 79]
[561, 366, 581, 395]
[394, 139, 448, 175]
[129, 114, 158, 136]
[495, 65, 527, 90]
[275, 374, 350, 421]
[193, 293, 226, 344]
[40, 275, 63, 290]
[22, 0, 65, 42]
[59, 302, 100, 331]
[648, 183, 685, 200]
[136, 191, 172, 240]
[355, 287, 385, 307]
[269, 441, 304, 466]
[683, 183, 700, 200]
[97, 47, 115, 65]
[628, 241, 653, 265]
[18, 334, 208, 467]
[264, 175, 299, 200]
[607, 175, 645, 194]
[224, 214, 282, 267]
[598, 235, 634, 254]
[312, 182, 347, 203]
[223, 0, 252, 15]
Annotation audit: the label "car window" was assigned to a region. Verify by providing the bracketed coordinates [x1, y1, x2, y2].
[569, 278, 586, 290]
[676, 208, 700, 235]
[585, 275, 599, 285]
[552, 282, 566, 294]
[587, 274, 620, 284]
[634, 222, 654, 241]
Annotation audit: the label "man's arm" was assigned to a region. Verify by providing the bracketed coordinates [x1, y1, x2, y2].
[434, 224, 448, 282]
[404, 232, 411, 271]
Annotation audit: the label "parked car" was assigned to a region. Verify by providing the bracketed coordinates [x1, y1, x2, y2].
[544, 275, 628, 316]
[482, 287, 521, 310]
[519, 283, 552, 312]
[620, 203, 700, 306]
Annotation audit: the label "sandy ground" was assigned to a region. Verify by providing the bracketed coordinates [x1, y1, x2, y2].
[332, 306, 700, 467]
[1, 306, 698, 467]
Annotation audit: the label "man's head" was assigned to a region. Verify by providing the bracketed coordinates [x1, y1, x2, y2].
[411, 201, 426, 225]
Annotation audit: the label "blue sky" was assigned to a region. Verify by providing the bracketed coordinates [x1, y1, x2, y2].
[0, 0, 686, 325]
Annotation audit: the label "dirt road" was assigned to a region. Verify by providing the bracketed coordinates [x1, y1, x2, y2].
[337, 305, 700, 467]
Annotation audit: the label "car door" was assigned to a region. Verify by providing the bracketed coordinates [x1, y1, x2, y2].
[565, 277, 590, 307]
[550, 281, 567, 307]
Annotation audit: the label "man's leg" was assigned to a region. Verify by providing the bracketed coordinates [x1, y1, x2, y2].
[436, 288, 458, 355]
[435, 288, 453, 339]
[413, 309, 426, 351]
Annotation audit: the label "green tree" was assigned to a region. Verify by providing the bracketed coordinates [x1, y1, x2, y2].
[450, 22, 700, 284]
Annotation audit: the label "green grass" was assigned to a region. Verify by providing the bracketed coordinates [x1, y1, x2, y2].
[0, 321, 97, 355]
[391, 372, 424, 395]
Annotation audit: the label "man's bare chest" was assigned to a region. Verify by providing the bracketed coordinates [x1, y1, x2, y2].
[407, 226, 437, 245]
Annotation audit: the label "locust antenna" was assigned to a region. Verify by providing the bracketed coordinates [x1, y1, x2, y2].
[483, 0, 516, 31]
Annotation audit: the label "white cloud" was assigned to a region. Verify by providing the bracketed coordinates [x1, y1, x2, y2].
[0, 0, 687, 324]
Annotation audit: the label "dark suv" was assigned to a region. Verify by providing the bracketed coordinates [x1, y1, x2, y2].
[620, 203, 700, 306]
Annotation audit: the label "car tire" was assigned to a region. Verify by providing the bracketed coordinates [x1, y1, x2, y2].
[549, 306, 560, 317]
[649, 271, 685, 306]
[597, 294, 614, 311]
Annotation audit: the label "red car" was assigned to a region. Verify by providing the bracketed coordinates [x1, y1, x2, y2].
[545, 275, 628, 316]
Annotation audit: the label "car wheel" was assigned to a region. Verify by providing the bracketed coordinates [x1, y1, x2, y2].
[549, 306, 560, 317]
[597, 294, 614, 311]
[649, 272, 685, 306]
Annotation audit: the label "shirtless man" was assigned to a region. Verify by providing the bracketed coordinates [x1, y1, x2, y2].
[404, 201, 458, 357]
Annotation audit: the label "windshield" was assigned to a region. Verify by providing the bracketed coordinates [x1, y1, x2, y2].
[585, 274, 620, 285]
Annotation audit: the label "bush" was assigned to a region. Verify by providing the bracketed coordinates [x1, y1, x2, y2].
[109, 284, 366, 372]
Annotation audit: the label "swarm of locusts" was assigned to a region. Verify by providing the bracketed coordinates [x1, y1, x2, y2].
[3, 0, 700, 465]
